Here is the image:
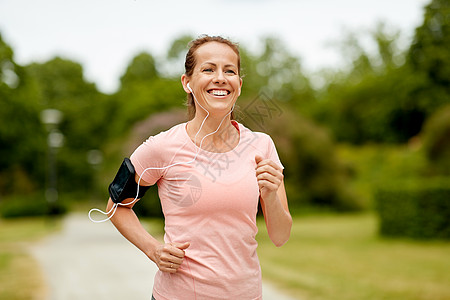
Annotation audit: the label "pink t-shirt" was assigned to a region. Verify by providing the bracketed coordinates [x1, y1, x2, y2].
[130, 121, 283, 300]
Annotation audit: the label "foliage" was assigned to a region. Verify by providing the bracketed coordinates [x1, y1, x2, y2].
[25, 57, 111, 194]
[133, 188, 163, 218]
[239, 36, 316, 112]
[409, 0, 450, 95]
[250, 107, 360, 211]
[314, 4, 450, 144]
[375, 178, 450, 239]
[1, 0, 449, 216]
[314, 24, 419, 143]
[109, 52, 185, 136]
[317, 63, 424, 143]
[231, 37, 358, 210]
[336, 143, 428, 209]
[0, 34, 47, 196]
[0, 193, 68, 218]
[421, 104, 450, 175]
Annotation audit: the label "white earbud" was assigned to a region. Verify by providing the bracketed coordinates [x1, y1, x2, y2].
[187, 83, 193, 93]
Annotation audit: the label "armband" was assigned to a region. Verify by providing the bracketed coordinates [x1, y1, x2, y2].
[108, 158, 150, 203]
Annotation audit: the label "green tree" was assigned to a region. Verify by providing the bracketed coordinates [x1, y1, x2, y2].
[120, 52, 159, 86]
[406, 0, 450, 132]
[313, 12, 450, 144]
[315, 0, 450, 144]
[0, 33, 46, 196]
[238, 37, 315, 113]
[314, 24, 413, 143]
[26, 57, 110, 194]
[409, 0, 450, 93]
[262, 108, 359, 210]
[110, 51, 185, 135]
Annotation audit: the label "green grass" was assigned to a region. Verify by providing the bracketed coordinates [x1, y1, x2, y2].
[0, 217, 61, 300]
[256, 213, 450, 300]
[3, 211, 448, 300]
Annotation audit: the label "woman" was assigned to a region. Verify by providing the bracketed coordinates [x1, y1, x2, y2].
[106, 35, 292, 300]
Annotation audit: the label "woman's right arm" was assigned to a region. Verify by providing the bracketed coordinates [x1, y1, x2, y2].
[106, 175, 189, 273]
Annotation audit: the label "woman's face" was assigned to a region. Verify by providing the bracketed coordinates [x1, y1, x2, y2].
[182, 42, 242, 117]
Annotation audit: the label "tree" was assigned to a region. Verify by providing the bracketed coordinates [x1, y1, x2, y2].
[120, 52, 159, 86]
[313, 11, 450, 144]
[314, 24, 416, 143]
[409, 0, 450, 93]
[26, 57, 110, 193]
[406, 0, 450, 133]
[261, 108, 360, 210]
[238, 37, 315, 111]
[0, 33, 46, 196]
[110, 51, 185, 135]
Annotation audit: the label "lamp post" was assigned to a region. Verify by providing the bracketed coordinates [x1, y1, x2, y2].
[40, 109, 64, 214]
[87, 149, 103, 201]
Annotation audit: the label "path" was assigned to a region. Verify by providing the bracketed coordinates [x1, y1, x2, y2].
[31, 214, 296, 300]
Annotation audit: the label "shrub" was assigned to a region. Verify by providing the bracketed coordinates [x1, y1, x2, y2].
[132, 188, 163, 218]
[421, 104, 450, 175]
[375, 178, 450, 239]
[0, 193, 68, 218]
[257, 109, 361, 211]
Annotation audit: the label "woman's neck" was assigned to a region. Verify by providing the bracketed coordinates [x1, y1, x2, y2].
[187, 113, 239, 152]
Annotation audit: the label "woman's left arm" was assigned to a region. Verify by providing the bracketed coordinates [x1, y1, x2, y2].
[255, 155, 292, 247]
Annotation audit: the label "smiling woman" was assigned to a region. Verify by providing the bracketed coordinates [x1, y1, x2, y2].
[182, 35, 242, 120]
[102, 35, 292, 300]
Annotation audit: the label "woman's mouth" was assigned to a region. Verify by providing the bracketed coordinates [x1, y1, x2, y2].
[207, 89, 230, 97]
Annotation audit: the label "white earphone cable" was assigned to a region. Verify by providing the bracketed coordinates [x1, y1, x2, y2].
[88, 85, 235, 223]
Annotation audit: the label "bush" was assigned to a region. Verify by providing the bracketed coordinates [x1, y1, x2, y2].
[421, 104, 450, 175]
[132, 188, 163, 218]
[254, 108, 361, 211]
[0, 193, 68, 218]
[375, 178, 450, 239]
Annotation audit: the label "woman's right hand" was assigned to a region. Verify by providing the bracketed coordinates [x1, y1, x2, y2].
[152, 242, 190, 273]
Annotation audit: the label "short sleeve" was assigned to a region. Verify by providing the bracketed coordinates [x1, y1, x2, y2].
[266, 135, 284, 170]
[130, 136, 164, 186]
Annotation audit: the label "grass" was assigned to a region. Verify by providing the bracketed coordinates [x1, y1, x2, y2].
[2, 210, 449, 300]
[256, 213, 450, 300]
[0, 217, 61, 300]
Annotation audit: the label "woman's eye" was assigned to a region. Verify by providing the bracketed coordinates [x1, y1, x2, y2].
[225, 70, 237, 74]
[203, 68, 213, 72]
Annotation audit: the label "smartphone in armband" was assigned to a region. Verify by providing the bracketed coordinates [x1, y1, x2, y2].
[108, 158, 150, 203]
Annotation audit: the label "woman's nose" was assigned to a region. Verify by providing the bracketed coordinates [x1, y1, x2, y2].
[213, 70, 226, 84]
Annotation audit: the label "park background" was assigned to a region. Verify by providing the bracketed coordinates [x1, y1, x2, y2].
[0, 0, 449, 299]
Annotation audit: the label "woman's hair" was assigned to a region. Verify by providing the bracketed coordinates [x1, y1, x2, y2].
[184, 35, 241, 119]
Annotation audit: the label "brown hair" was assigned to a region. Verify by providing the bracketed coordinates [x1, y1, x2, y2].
[184, 35, 241, 119]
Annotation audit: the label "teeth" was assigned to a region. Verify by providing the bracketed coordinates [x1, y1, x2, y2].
[210, 90, 228, 96]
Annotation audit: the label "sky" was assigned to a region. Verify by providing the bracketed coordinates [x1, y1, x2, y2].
[0, 0, 429, 94]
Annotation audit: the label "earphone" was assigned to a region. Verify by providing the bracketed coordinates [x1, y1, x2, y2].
[89, 83, 235, 223]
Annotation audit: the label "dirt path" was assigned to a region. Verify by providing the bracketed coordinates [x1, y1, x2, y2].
[31, 214, 296, 300]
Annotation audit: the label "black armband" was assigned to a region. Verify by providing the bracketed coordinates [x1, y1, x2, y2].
[108, 158, 150, 203]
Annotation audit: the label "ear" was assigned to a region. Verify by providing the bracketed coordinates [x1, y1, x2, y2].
[181, 74, 191, 94]
[238, 77, 243, 96]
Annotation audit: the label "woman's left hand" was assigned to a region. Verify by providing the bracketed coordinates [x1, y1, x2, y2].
[255, 155, 283, 202]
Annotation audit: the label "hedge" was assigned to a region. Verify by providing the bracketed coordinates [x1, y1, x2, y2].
[0, 193, 67, 218]
[375, 178, 450, 240]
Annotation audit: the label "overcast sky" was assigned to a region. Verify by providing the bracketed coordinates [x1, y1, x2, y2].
[0, 0, 429, 93]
